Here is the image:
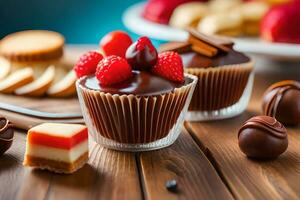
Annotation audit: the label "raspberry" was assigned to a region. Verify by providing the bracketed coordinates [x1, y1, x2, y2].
[96, 55, 132, 86]
[143, 0, 199, 24]
[100, 31, 133, 58]
[74, 51, 103, 78]
[152, 51, 184, 83]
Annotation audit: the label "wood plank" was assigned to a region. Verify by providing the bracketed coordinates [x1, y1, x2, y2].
[16, 170, 52, 200]
[0, 132, 27, 200]
[2, 130, 142, 200]
[185, 71, 300, 200]
[139, 129, 233, 200]
[45, 141, 142, 200]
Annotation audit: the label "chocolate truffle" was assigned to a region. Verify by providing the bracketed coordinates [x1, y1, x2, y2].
[0, 117, 14, 156]
[262, 80, 300, 126]
[238, 116, 288, 159]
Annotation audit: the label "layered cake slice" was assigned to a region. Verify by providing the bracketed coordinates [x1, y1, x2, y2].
[23, 123, 88, 173]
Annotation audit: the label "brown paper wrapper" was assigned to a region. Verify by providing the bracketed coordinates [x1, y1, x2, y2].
[77, 75, 196, 144]
[185, 61, 253, 111]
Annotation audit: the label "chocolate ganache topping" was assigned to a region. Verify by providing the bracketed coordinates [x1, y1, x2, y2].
[159, 29, 250, 69]
[159, 42, 250, 69]
[0, 116, 14, 156]
[238, 116, 287, 139]
[80, 71, 191, 96]
[181, 50, 250, 68]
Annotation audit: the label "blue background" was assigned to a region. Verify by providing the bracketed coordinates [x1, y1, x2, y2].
[0, 0, 143, 44]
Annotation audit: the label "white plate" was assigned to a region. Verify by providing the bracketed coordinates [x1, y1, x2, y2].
[123, 2, 300, 61]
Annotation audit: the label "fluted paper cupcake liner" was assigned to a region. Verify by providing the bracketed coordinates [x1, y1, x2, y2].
[76, 74, 197, 150]
[185, 61, 253, 111]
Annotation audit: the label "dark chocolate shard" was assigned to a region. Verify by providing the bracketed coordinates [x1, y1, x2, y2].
[188, 35, 218, 57]
[187, 28, 231, 53]
[159, 42, 191, 53]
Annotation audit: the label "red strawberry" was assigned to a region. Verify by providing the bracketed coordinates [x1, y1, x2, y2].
[261, 1, 300, 44]
[96, 55, 132, 86]
[74, 51, 103, 78]
[100, 31, 133, 58]
[152, 51, 184, 83]
[143, 0, 207, 24]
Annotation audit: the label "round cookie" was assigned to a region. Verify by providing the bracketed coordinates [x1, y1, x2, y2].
[0, 30, 64, 62]
[197, 12, 243, 36]
[238, 1, 270, 36]
[169, 2, 208, 29]
[208, 0, 242, 13]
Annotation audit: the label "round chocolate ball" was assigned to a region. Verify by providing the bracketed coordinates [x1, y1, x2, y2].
[238, 116, 288, 159]
[0, 117, 14, 156]
[262, 80, 300, 126]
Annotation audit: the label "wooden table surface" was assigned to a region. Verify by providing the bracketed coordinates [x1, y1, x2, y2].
[0, 57, 300, 200]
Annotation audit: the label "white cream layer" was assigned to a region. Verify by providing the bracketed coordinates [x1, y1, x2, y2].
[25, 140, 88, 163]
[29, 123, 87, 137]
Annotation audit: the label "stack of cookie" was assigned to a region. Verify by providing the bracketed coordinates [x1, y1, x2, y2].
[0, 30, 77, 97]
[169, 0, 270, 37]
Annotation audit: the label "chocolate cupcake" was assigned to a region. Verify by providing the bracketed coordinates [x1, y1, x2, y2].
[76, 35, 197, 151]
[160, 29, 254, 121]
[77, 71, 196, 151]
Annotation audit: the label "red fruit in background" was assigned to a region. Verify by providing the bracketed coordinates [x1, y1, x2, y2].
[152, 51, 184, 83]
[126, 36, 158, 71]
[96, 55, 132, 86]
[100, 31, 133, 58]
[261, 0, 300, 44]
[143, 0, 207, 24]
[74, 51, 103, 78]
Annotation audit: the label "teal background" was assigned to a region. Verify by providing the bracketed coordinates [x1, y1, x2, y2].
[0, 0, 144, 44]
